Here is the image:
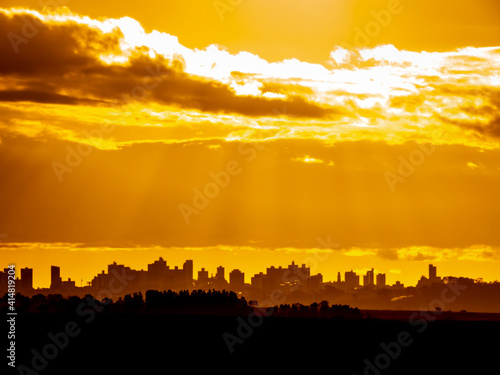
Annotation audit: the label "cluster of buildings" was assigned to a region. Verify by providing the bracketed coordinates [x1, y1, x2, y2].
[0, 259, 442, 298]
[329, 268, 387, 289]
[91, 258, 193, 292]
[416, 264, 441, 287]
[0, 258, 194, 298]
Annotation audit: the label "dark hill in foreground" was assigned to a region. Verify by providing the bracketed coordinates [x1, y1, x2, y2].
[5, 311, 499, 375]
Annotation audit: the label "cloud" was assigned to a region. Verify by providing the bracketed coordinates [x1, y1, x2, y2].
[396, 246, 500, 262]
[0, 90, 106, 105]
[0, 9, 342, 120]
[0, 8, 499, 149]
[342, 248, 377, 257]
[376, 248, 399, 261]
[466, 162, 482, 170]
[458, 246, 499, 262]
[292, 155, 333, 165]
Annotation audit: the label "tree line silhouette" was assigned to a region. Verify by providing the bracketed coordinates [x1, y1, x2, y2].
[0, 289, 362, 318]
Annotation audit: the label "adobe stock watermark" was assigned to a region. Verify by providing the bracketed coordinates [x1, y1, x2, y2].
[178, 141, 265, 224]
[15, 268, 135, 375]
[342, 0, 413, 50]
[325, 0, 414, 69]
[222, 235, 340, 354]
[213, 0, 243, 21]
[51, 62, 169, 182]
[357, 278, 467, 375]
[7, 0, 71, 54]
[384, 141, 435, 192]
[178, 105, 289, 224]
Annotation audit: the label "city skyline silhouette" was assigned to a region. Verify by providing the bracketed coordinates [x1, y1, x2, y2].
[3, 258, 500, 313]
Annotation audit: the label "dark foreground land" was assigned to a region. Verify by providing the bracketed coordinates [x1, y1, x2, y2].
[5, 311, 500, 375]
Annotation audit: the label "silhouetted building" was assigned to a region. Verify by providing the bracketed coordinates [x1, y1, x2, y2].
[251, 272, 265, 289]
[197, 268, 209, 288]
[229, 269, 245, 290]
[393, 281, 404, 289]
[363, 268, 374, 287]
[148, 257, 167, 287]
[429, 264, 437, 280]
[417, 264, 442, 287]
[210, 266, 229, 289]
[51, 266, 62, 289]
[62, 278, 76, 288]
[183, 260, 194, 288]
[20, 267, 33, 290]
[198, 268, 209, 281]
[345, 270, 360, 289]
[216, 266, 225, 281]
[167, 261, 193, 289]
[262, 261, 311, 290]
[142, 258, 194, 290]
[0, 268, 9, 292]
[376, 273, 386, 287]
[307, 274, 323, 291]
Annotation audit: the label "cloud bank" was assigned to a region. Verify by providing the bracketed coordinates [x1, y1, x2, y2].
[0, 8, 499, 149]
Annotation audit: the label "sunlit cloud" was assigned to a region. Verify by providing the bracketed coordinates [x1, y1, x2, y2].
[396, 246, 500, 262]
[0, 8, 499, 150]
[7, 242, 496, 263]
[343, 248, 378, 257]
[292, 155, 333, 165]
[467, 162, 483, 170]
[458, 246, 498, 262]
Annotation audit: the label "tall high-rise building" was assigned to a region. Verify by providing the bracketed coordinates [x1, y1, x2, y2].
[364, 268, 375, 286]
[429, 264, 437, 280]
[198, 268, 209, 282]
[376, 273, 386, 287]
[216, 266, 225, 281]
[183, 260, 194, 287]
[20, 267, 33, 290]
[229, 269, 245, 289]
[0, 268, 9, 292]
[196, 268, 209, 289]
[344, 270, 360, 289]
[251, 272, 265, 289]
[148, 258, 168, 288]
[51, 266, 61, 289]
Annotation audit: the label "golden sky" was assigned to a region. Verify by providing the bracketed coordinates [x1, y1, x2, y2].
[1, 1, 499, 288]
